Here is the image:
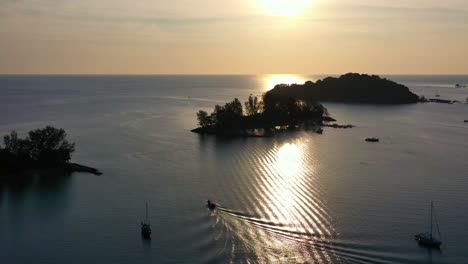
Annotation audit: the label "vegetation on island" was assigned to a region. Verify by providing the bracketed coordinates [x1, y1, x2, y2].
[193, 92, 332, 136]
[0, 126, 101, 177]
[267, 73, 421, 104]
[192, 73, 423, 136]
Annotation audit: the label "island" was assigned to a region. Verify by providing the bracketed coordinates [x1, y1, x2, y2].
[267, 73, 421, 104]
[0, 126, 102, 178]
[192, 92, 335, 137]
[191, 73, 422, 137]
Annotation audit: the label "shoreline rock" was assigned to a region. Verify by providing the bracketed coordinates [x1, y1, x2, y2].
[322, 123, 355, 129]
[0, 162, 102, 179]
[64, 163, 102, 175]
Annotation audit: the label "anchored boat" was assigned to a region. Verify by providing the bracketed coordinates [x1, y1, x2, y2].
[415, 201, 442, 248]
[141, 202, 152, 239]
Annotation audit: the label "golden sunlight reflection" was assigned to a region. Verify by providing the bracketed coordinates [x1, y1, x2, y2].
[262, 74, 308, 92]
[215, 139, 338, 262]
[277, 143, 304, 179]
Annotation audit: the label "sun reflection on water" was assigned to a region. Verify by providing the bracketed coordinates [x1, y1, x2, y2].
[213, 139, 337, 262]
[277, 143, 304, 178]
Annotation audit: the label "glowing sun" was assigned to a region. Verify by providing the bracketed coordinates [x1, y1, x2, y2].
[257, 0, 312, 17]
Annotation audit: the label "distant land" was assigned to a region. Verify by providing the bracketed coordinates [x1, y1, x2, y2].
[192, 73, 421, 137]
[267, 73, 421, 104]
[0, 126, 101, 179]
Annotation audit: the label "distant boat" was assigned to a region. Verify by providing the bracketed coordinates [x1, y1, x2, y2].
[141, 202, 151, 239]
[365, 137, 379, 142]
[316, 128, 323, 134]
[415, 201, 442, 248]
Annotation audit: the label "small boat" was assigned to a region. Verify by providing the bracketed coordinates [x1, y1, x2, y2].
[415, 201, 442, 248]
[207, 200, 216, 210]
[141, 202, 151, 239]
[365, 137, 379, 142]
[316, 128, 323, 134]
[464, 120, 468, 123]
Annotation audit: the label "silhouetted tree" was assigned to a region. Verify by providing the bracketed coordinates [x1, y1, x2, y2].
[194, 93, 327, 132]
[197, 110, 213, 128]
[1, 126, 75, 167]
[244, 95, 263, 116]
[27, 126, 75, 164]
[3, 131, 31, 162]
[262, 92, 325, 121]
[210, 98, 243, 128]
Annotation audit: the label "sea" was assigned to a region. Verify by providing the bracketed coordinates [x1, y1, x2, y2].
[0, 74, 467, 264]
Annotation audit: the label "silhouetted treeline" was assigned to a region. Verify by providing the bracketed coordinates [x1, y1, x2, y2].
[267, 73, 420, 104]
[0, 126, 75, 174]
[196, 93, 328, 131]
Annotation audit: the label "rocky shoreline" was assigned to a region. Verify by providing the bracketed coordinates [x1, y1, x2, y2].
[191, 116, 356, 137]
[64, 163, 103, 175]
[0, 162, 102, 179]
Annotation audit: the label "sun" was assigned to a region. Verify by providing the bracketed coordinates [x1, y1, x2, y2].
[257, 0, 312, 17]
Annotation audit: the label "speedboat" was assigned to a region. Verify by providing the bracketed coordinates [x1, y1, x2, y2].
[207, 200, 216, 210]
[365, 137, 379, 142]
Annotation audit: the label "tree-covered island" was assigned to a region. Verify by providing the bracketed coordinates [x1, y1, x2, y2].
[0, 126, 102, 178]
[192, 73, 421, 137]
[268, 73, 421, 104]
[192, 92, 334, 137]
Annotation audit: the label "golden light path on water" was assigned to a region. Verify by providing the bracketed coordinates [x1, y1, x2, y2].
[214, 139, 338, 263]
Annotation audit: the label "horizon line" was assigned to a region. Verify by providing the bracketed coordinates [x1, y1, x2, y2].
[2, 73, 468, 76]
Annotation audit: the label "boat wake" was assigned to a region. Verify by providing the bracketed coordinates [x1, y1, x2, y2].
[202, 139, 423, 263]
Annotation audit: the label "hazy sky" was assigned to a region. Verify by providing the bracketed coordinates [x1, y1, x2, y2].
[1, 0, 467, 74]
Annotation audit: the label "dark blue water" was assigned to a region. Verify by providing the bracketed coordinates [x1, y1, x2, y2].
[1, 75, 468, 263]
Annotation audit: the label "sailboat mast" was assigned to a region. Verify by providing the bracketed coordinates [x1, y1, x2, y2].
[430, 201, 433, 239]
[145, 202, 148, 222]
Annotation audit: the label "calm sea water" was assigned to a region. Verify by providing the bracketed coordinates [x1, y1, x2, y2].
[0, 75, 467, 263]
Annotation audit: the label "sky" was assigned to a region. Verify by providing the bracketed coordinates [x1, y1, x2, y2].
[1, 0, 467, 74]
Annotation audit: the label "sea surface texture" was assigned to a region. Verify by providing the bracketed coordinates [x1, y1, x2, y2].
[1, 75, 468, 263]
